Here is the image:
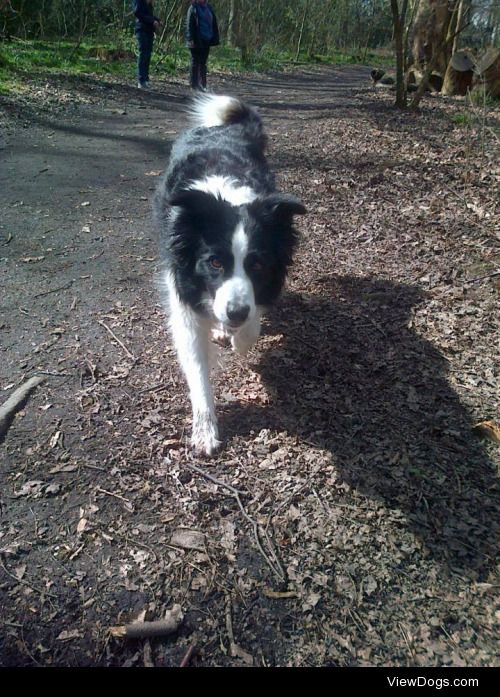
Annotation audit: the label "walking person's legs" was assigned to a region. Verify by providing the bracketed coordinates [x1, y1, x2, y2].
[190, 47, 202, 89]
[137, 31, 154, 87]
[199, 45, 210, 90]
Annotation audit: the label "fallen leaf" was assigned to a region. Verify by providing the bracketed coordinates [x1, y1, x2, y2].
[14, 564, 27, 580]
[14, 480, 44, 498]
[56, 629, 83, 641]
[77, 517, 88, 535]
[170, 528, 206, 551]
[230, 643, 254, 666]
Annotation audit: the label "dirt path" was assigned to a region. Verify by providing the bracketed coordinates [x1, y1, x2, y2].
[0, 66, 498, 667]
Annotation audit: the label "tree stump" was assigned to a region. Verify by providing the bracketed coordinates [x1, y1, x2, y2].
[442, 50, 475, 96]
[473, 48, 500, 99]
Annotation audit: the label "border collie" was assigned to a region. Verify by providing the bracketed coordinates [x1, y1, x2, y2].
[154, 94, 306, 456]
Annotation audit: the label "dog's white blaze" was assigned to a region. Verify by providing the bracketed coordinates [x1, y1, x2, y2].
[213, 223, 256, 326]
[190, 175, 256, 206]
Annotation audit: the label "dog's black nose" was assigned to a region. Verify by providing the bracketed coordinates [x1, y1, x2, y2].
[226, 304, 250, 326]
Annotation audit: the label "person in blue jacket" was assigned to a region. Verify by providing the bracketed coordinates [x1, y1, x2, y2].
[186, 0, 220, 91]
[134, 0, 162, 89]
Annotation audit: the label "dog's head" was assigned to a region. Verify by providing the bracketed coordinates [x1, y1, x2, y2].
[167, 187, 306, 330]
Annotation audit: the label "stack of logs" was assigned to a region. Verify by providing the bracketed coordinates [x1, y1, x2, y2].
[373, 47, 500, 99]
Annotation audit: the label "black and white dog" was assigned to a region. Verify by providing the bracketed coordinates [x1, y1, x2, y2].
[154, 95, 306, 455]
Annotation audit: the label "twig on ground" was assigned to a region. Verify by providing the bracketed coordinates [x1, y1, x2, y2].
[465, 270, 499, 284]
[184, 461, 246, 496]
[95, 487, 133, 508]
[97, 319, 135, 360]
[33, 280, 74, 298]
[0, 559, 57, 599]
[179, 644, 197, 667]
[263, 589, 299, 599]
[183, 461, 286, 582]
[224, 594, 254, 665]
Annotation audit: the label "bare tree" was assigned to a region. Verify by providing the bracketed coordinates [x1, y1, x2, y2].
[390, 0, 409, 108]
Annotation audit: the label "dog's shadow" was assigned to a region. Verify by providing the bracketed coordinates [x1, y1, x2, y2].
[219, 275, 498, 576]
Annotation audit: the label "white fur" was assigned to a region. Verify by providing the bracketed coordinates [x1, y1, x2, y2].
[165, 272, 221, 455]
[190, 175, 257, 206]
[164, 268, 262, 456]
[189, 94, 241, 128]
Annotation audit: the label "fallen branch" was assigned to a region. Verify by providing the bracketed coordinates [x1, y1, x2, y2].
[110, 604, 183, 639]
[0, 375, 45, 442]
[184, 461, 246, 496]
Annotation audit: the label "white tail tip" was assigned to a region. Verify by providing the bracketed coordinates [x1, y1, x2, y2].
[189, 94, 243, 128]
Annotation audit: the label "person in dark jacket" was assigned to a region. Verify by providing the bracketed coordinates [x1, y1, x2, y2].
[186, 0, 220, 91]
[134, 0, 162, 89]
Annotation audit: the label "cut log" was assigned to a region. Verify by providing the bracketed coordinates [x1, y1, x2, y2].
[442, 50, 474, 96]
[473, 47, 500, 98]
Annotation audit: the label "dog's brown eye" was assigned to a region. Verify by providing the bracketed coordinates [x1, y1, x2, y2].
[209, 256, 223, 270]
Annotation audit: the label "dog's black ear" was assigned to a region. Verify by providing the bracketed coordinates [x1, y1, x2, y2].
[169, 189, 219, 212]
[251, 194, 306, 222]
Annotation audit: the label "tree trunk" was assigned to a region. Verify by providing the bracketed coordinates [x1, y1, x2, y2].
[227, 0, 236, 47]
[391, 0, 409, 109]
[452, 0, 465, 54]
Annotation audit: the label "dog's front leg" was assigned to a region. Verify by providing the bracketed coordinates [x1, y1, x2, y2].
[169, 306, 221, 456]
[231, 309, 263, 356]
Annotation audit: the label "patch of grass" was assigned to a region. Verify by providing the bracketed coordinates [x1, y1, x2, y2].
[450, 112, 474, 127]
[0, 37, 388, 95]
[0, 38, 138, 91]
[468, 86, 500, 108]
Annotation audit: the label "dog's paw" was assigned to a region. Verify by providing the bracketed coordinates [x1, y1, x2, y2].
[191, 415, 221, 457]
[192, 432, 222, 457]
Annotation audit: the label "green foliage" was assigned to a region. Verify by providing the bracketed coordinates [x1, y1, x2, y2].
[0, 35, 394, 95]
[450, 112, 474, 127]
[468, 86, 500, 108]
[0, 38, 137, 91]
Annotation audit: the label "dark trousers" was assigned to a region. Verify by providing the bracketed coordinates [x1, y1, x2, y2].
[136, 30, 154, 84]
[190, 44, 210, 89]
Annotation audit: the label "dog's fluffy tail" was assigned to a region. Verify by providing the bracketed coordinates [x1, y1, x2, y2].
[189, 94, 264, 139]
